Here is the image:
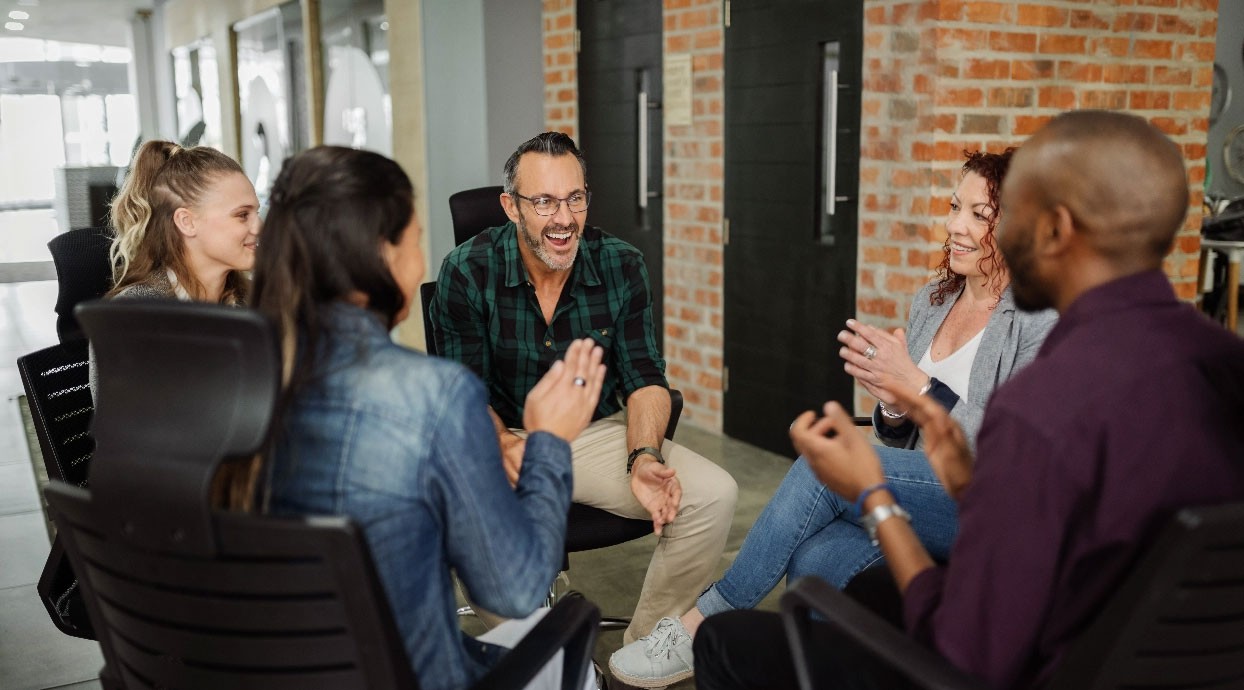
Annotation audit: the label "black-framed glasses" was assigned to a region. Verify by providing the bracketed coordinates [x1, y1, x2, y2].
[511, 190, 591, 216]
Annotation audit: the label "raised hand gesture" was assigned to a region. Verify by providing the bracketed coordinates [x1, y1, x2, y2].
[891, 384, 974, 501]
[789, 402, 884, 501]
[838, 319, 927, 407]
[523, 338, 606, 443]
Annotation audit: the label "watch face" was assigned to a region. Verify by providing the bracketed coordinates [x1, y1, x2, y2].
[1226, 125, 1244, 185]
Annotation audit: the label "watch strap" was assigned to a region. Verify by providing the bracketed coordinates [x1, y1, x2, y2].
[627, 446, 664, 473]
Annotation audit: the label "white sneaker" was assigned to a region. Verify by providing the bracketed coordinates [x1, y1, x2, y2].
[607, 617, 694, 688]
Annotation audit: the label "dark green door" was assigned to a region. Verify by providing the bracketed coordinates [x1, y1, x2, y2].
[723, 0, 863, 456]
[577, 0, 665, 348]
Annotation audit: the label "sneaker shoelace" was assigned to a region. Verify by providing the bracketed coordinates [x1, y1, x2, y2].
[642, 619, 687, 660]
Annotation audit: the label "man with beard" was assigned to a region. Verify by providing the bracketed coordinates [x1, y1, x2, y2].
[692, 110, 1244, 690]
[431, 132, 738, 651]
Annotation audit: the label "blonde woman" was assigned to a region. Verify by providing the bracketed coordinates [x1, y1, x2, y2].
[90, 141, 259, 395]
[108, 140, 259, 302]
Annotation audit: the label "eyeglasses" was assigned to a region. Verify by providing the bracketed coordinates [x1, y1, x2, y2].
[511, 190, 591, 216]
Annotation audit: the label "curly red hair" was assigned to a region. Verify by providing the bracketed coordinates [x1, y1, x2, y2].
[929, 148, 1016, 306]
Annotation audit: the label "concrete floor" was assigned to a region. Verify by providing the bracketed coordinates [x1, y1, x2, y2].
[0, 280, 105, 690]
[0, 276, 797, 690]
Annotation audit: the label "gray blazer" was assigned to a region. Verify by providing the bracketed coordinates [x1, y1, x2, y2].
[88, 273, 181, 398]
[874, 281, 1057, 452]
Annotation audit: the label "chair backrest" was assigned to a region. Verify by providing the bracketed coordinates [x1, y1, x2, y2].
[1046, 502, 1244, 690]
[17, 337, 94, 488]
[421, 281, 439, 355]
[48, 226, 113, 342]
[46, 489, 420, 690]
[44, 301, 420, 690]
[449, 185, 508, 246]
[18, 338, 98, 640]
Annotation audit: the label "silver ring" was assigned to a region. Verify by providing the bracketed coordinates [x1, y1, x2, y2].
[573, 377, 587, 387]
[863, 345, 877, 360]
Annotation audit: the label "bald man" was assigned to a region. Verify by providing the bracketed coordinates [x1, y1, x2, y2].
[693, 110, 1244, 690]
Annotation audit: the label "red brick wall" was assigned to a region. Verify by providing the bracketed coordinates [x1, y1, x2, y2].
[543, 0, 578, 137]
[852, 0, 1218, 411]
[545, 0, 1219, 426]
[662, 0, 725, 429]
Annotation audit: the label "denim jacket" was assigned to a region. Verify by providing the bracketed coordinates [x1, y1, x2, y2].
[265, 303, 573, 690]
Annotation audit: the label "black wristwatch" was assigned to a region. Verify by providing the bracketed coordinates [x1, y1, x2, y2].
[627, 446, 664, 473]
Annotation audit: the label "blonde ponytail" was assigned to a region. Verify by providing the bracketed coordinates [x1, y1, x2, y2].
[109, 140, 181, 285]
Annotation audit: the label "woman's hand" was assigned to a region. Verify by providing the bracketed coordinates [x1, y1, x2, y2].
[837, 319, 928, 406]
[523, 338, 606, 443]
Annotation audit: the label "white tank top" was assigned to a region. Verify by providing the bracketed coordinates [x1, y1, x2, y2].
[918, 328, 985, 402]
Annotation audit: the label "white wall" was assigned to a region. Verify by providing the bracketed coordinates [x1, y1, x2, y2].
[483, 0, 544, 183]
[421, 0, 544, 280]
[421, 0, 489, 279]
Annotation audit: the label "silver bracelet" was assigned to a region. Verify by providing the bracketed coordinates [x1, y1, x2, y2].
[878, 379, 934, 420]
[879, 401, 907, 419]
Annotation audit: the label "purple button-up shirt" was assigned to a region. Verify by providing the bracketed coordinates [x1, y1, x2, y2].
[903, 270, 1244, 689]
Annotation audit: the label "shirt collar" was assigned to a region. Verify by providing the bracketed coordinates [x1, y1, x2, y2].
[321, 301, 391, 340]
[1040, 269, 1175, 354]
[500, 221, 602, 289]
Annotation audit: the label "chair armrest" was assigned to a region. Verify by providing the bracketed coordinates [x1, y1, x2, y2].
[664, 389, 684, 441]
[472, 595, 601, 690]
[780, 577, 987, 690]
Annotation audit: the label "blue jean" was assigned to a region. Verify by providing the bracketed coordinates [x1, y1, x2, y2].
[696, 445, 958, 616]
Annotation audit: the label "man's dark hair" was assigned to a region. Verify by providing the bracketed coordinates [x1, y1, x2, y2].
[502, 132, 588, 195]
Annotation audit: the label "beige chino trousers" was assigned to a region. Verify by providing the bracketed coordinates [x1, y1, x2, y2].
[560, 415, 738, 644]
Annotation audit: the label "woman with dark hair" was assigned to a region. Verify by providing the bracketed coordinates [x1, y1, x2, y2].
[609, 149, 1057, 688]
[247, 146, 604, 690]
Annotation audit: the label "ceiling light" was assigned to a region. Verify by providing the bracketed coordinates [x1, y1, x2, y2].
[5, 21, 24, 31]
[9, 10, 29, 20]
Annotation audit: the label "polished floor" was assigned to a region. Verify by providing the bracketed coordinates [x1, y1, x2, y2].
[0, 276, 795, 690]
[0, 280, 104, 690]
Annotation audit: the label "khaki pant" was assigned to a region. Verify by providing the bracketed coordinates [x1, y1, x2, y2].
[564, 416, 738, 644]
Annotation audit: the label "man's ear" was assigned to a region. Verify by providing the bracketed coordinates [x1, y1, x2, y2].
[173, 207, 196, 237]
[500, 192, 521, 224]
[1037, 204, 1076, 258]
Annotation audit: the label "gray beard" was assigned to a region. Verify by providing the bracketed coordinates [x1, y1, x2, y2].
[519, 215, 578, 271]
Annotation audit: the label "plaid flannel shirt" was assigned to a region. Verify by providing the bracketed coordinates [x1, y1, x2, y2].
[430, 222, 667, 428]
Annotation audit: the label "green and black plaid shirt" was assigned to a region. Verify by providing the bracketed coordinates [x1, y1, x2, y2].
[430, 222, 667, 428]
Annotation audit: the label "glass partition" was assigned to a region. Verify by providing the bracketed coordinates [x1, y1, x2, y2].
[234, 1, 306, 201]
[171, 38, 222, 150]
[318, 0, 390, 155]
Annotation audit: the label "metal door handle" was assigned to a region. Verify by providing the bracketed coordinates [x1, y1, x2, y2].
[825, 68, 838, 216]
[638, 89, 649, 210]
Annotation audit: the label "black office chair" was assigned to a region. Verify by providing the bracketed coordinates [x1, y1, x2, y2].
[449, 185, 508, 245]
[18, 337, 97, 640]
[780, 502, 1244, 690]
[47, 226, 113, 342]
[44, 301, 600, 690]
